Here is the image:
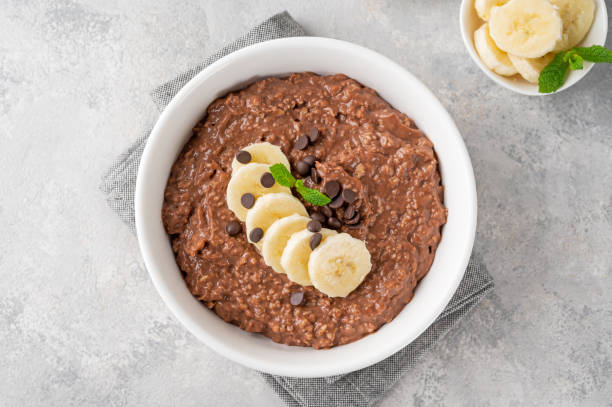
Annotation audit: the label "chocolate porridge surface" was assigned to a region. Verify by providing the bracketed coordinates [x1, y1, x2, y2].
[162, 73, 447, 349]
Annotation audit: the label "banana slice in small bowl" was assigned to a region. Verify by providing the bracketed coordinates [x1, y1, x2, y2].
[460, 0, 608, 95]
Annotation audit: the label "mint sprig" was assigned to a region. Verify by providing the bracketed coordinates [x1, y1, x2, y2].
[295, 180, 332, 206]
[539, 52, 569, 93]
[574, 45, 612, 63]
[268, 163, 331, 206]
[269, 163, 296, 187]
[564, 50, 583, 71]
[539, 45, 612, 94]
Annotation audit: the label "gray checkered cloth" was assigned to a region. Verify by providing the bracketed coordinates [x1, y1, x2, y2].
[100, 11, 494, 407]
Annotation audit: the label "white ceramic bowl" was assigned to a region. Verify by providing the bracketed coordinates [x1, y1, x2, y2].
[135, 37, 477, 378]
[460, 0, 609, 95]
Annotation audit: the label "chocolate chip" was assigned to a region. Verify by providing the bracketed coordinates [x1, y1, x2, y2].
[226, 221, 241, 236]
[236, 150, 251, 164]
[310, 167, 320, 184]
[260, 172, 275, 188]
[324, 180, 341, 199]
[290, 291, 304, 306]
[295, 135, 309, 150]
[296, 160, 311, 176]
[308, 127, 319, 143]
[321, 205, 333, 218]
[327, 217, 342, 229]
[310, 232, 323, 250]
[329, 194, 344, 209]
[241, 193, 255, 209]
[311, 212, 326, 224]
[343, 205, 356, 220]
[342, 189, 357, 204]
[303, 155, 316, 166]
[249, 227, 264, 243]
[307, 220, 322, 233]
[345, 212, 361, 225]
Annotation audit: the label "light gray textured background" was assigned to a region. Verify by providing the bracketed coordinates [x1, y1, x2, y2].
[1, 1, 611, 406]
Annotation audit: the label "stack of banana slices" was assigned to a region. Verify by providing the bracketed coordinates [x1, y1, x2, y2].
[474, 0, 595, 83]
[226, 142, 372, 298]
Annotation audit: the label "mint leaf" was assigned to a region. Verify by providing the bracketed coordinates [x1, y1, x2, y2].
[539, 52, 569, 94]
[295, 180, 331, 206]
[574, 45, 612, 63]
[269, 163, 296, 187]
[565, 51, 583, 71]
[538, 45, 612, 93]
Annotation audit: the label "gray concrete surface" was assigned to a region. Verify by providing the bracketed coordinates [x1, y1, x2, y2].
[1, 0, 611, 405]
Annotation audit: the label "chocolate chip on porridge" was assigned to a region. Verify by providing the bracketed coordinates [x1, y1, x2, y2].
[310, 212, 326, 224]
[342, 189, 357, 204]
[225, 220, 241, 236]
[309, 233, 323, 250]
[296, 160, 311, 176]
[303, 155, 316, 166]
[307, 220, 322, 233]
[295, 135, 309, 150]
[260, 172, 275, 188]
[249, 227, 264, 243]
[236, 150, 251, 164]
[308, 127, 320, 143]
[329, 194, 344, 209]
[321, 205, 333, 218]
[327, 217, 342, 230]
[324, 180, 341, 199]
[240, 193, 255, 209]
[290, 291, 305, 306]
[345, 212, 361, 225]
[344, 205, 356, 220]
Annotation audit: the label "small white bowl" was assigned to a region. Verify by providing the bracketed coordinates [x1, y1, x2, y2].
[135, 37, 477, 377]
[460, 0, 609, 95]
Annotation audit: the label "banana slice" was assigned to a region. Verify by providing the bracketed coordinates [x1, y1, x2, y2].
[474, 23, 518, 76]
[489, 0, 562, 58]
[226, 163, 291, 221]
[245, 193, 308, 249]
[550, 0, 596, 52]
[261, 214, 311, 274]
[508, 53, 555, 83]
[231, 142, 291, 173]
[308, 233, 372, 298]
[475, 0, 508, 21]
[281, 228, 338, 286]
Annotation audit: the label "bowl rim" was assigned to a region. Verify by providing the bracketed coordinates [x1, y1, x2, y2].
[135, 36, 477, 377]
[459, 0, 609, 96]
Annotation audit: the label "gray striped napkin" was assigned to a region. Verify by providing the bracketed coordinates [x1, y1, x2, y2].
[100, 11, 494, 407]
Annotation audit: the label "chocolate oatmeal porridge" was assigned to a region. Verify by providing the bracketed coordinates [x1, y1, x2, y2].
[162, 73, 447, 349]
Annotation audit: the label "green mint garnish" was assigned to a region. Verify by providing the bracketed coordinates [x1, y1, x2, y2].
[564, 50, 583, 71]
[538, 45, 612, 94]
[269, 163, 331, 206]
[574, 45, 612, 63]
[269, 163, 296, 187]
[538, 52, 569, 94]
[295, 180, 332, 206]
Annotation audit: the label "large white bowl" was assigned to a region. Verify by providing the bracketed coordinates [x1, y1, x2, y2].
[460, 0, 608, 96]
[135, 37, 477, 378]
